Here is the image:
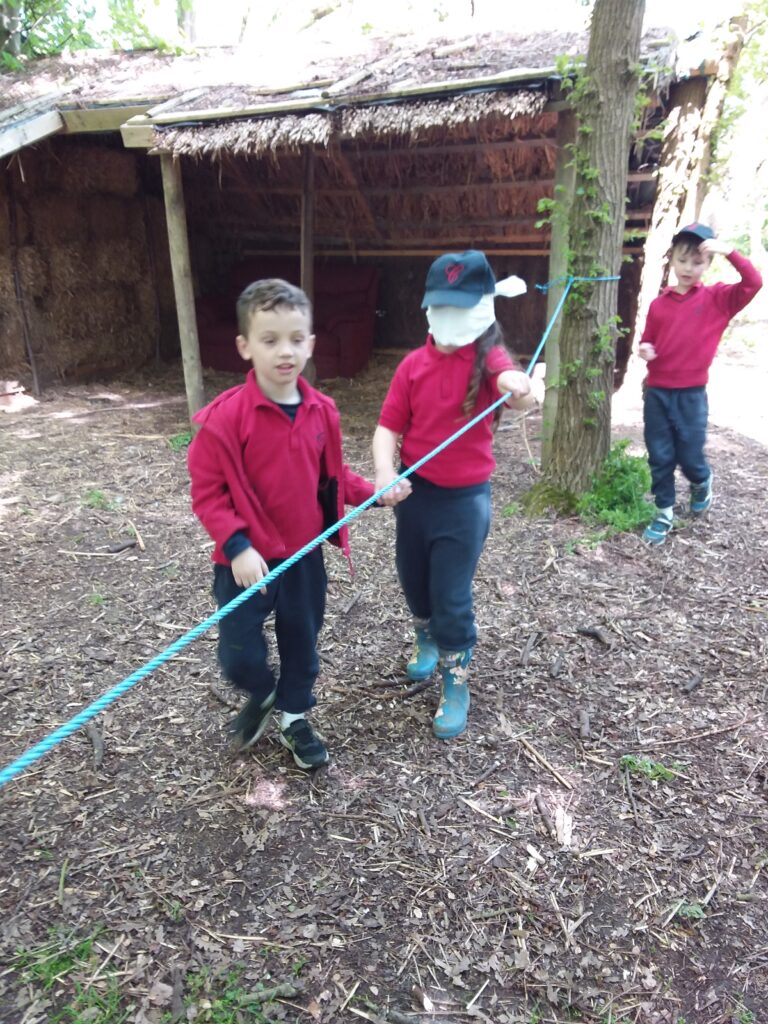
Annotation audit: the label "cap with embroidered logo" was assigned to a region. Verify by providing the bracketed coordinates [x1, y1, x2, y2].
[421, 250, 496, 309]
[672, 222, 716, 246]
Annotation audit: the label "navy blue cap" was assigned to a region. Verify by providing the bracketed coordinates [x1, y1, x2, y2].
[421, 250, 496, 309]
[672, 222, 716, 246]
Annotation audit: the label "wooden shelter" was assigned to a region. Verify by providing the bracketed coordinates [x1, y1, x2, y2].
[0, 25, 717, 416]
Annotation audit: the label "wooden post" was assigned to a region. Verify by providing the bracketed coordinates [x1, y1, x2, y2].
[541, 109, 576, 467]
[160, 153, 205, 420]
[300, 147, 317, 383]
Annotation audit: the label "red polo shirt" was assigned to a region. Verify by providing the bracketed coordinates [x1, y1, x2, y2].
[641, 251, 762, 388]
[378, 336, 516, 487]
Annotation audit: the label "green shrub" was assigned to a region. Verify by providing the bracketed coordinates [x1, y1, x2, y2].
[576, 440, 654, 532]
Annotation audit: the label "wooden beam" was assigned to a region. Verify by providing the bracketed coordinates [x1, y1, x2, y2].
[253, 171, 654, 199]
[240, 247, 643, 258]
[60, 104, 151, 134]
[300, 148, 315, 304]
[0, 109, 64, 159]
[300, 148, 317, 384]
[160, 153, 205, 421]
[120, 116, 158, 149]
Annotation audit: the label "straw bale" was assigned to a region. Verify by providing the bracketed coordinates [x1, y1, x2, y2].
[0, 306, 26, 373]
[89, 239, 145, 286]
[37, 284, 154, 376]
[48, 243, 94, 291]
[58, 146, 139, 198]
[0, 196, 10, 253]
[29, 194, 85, 246]
[0, 252, 14, 303]
[87, 195, 133, 241]
[144, 195, 175, 313]
[16, 246, 50, 299]
[0, 188, 32, 247]
[135, 278, 159, 333]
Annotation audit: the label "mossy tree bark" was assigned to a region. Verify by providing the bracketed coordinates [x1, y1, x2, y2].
[543, 0, 645, 494]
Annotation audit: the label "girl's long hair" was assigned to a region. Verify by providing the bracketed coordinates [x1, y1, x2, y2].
[462, 321, 513, 428]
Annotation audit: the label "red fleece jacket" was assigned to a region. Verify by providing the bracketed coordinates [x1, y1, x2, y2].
[641, 251, 762, 388]
[378, 337, 517, 487]
[188, 371, 374, 565]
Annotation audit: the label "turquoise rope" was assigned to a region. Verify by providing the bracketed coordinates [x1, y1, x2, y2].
[0, 273, 617, 789]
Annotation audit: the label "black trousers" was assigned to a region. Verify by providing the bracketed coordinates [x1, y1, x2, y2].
[394, 472, 491, 652]
[644, 386, 710, 509]
[213, 548, 326, 714]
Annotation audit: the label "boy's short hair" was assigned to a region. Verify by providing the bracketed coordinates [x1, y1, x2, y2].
[236, 278, 312, 336]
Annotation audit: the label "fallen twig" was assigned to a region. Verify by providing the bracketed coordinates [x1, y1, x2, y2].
[517, 735, 573, 790]
[577, 624, 613, 647]
[401, 678, 437, 698]
[85, 720, 104, 769]
[681, 672, 703, 694]
[578, 709, 591, 740]
[519, 632, 541, 667]
[549, 654, 564, 678]
[534, 792, 556, 837]
[340, 590, 362, 615]
[623, 766, 640, 827]
[472, 760, 502, 788]
[635, 715, 753, 749]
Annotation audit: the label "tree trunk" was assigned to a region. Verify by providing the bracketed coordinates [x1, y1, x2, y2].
[541, 110, 576, 466]
[1, 0, 22, 55]
[544, 0, 645, 494]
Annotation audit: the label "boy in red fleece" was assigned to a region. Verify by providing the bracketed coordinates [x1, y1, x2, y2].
[188, 279, 408, 768]
[639, 223, 762, 545]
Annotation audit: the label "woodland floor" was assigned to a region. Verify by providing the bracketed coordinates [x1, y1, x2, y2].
[0, 329, 767, 1024]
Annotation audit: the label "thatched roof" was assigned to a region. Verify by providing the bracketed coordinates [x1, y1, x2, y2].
[0, 26, 671, 111]
[156, 90, 548, 159]
[0, 24, 689, 160]
[0, 22, 714, 258]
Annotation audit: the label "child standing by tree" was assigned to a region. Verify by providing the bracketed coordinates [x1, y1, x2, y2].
[189, 279, 408, 768]
[638, 223, 762, 545]
[372, 251, 532, 740]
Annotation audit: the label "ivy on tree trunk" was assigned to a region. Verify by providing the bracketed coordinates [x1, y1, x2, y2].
[543, 0, 645, 495]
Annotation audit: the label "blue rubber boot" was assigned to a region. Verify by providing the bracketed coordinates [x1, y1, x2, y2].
[433, 648, 473, 740]
[406, 620, 439, 681]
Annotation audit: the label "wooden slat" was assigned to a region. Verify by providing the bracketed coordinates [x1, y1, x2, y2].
[244, 171, 654, 199]
[0, 109, 64, 158]
[0, 92, 62, 127]
[60, 104, 151, 134]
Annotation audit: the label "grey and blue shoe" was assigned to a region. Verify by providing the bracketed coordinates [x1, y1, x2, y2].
[690, 473, 713, 515]
[642, 509, 673, 546]
[226, 688, 277, 751]
[406, 620, 439, 681]
[279, 718, 329, 770]
[433, 648, 473, 740]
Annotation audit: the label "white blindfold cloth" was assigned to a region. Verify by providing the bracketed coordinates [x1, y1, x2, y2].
[426, 275, 527, 349]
